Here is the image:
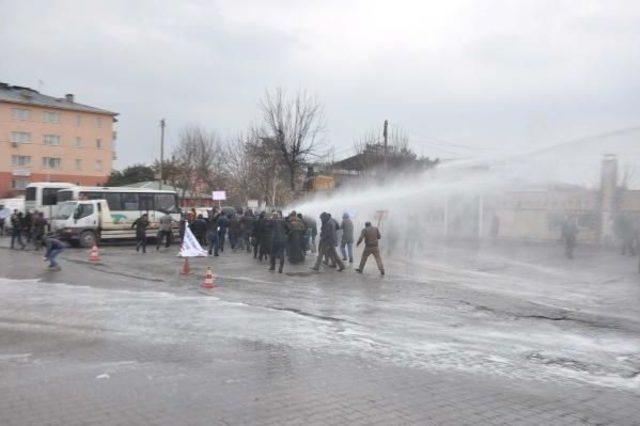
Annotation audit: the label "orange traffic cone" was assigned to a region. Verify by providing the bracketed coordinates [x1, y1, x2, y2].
[201, 266, 216, 289]
[89, 245, 100, 262]
[180, 258, 192, 275]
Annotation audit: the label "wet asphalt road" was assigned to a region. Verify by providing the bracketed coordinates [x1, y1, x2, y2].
[0, 237, 639, 425]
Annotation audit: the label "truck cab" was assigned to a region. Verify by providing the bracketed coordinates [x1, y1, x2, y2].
[51, 199, 111, 247]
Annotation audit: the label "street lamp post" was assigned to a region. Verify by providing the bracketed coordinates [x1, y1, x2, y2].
[159, 118, 165, 190]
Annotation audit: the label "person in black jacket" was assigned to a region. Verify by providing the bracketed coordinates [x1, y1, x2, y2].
[217, 213, 230, 253]
[312, 212, 344, 271]
[190, 214, 208, 246]
[131, 214, 150, 253]
[10, 211, 26, 250]
[269, 212, 288, 273]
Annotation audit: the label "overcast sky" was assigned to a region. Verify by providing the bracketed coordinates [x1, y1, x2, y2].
[1, 0, 639, 167]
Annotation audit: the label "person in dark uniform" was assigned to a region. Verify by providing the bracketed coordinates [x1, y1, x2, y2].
[269, 212, 288, 273]
[217, 213, 230, 253]
[561, 216, 578, 259]
[355, 221, 385, 275]
[258, 212, 272, 262]
[132, 213, 150, 253]
[286, 212, 307, 264]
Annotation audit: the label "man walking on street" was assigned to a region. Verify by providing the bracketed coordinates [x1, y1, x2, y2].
[355, 221, 385, 276]
[132, 213, 150, 253]
[32, 212, 47, 250]
[312, 212, 344, 271]
[340, 212, 354, 263]
[10, 210, 25, 250]
[156, 212, 174, 250]
[561, 216, 578, 259]
[269, 212, 288, 273]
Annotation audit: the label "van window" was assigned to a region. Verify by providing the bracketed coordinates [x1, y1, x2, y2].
[122, 193, 139, 210]
[26, 187, 37, 201]
[139, 193, 154, 211]
[104, 193, 122, 210]
[76, 204, 94, 219]
[42, 188, 60, 206]
[81, 192, 104, 200]
[156, 193, 179, 213]
[57, 190, 74, 202]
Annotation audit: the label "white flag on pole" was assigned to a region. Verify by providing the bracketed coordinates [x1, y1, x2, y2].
[179, 226, 207, 257]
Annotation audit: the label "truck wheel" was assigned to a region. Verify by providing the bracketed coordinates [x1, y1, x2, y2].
[79, 231, 97, 248]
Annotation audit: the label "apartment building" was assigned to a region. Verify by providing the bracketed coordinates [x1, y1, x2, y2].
[0, 82, 118, 197]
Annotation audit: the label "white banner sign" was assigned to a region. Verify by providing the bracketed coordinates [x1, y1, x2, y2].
[179, 226, 207, 257]
[212, 190, 227, 201]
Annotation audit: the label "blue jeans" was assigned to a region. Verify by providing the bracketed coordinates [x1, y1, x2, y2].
[340, 242, 353, 262]
[11, 228, 25, 249]
[207, 231, 219, 255]
[47, 248, 64, 267]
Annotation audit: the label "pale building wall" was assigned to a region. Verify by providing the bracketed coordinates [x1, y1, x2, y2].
[0, 101, 116, 196]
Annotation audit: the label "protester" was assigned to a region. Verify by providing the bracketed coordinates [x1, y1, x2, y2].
[156, 211, 174, 250]
[206, 209, 220, 256]
[269, 212, 288, 273]
[561, 216, 578, 259]
[190, 214, 208, 246]
[228, 212, 240, 250]
[43, 235, 65, 271]
[240, 209, 255, 253]
[10, 210, 25, 250]
[32, 212, 47, 251]
[257, 212, 272, 262]
[340, 212, 354, 263]
[312, 212, 344, 271]
[22, 210, 33, 243]
[217, 213, 230, 252]
[302, 214, 318, 254]
[131, 213, 150, 253]
[355, 221, 385, 275]
[286, 212, 306, 264]
[251, 212, 263, 259]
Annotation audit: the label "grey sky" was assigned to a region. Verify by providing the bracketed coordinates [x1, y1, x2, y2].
[1, 0, 639, 167]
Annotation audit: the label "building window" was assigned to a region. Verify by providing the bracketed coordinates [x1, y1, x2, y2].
[43, 111, 60, 123]
[95, 138, 102, 149]
[75, 159, 82, 170]
[10, 131, 31, 144]
[12, 108, 30, 121]
[42, 157, 61, 169]
[96, 116, 102, 128]
[74, 137, 82, 148]
[95, 159, 103, 171]
[11, 155, 31, 167]
[12, 178, 29, 190]
[43, 134, 61, 146]
[76, 114, 82, 126]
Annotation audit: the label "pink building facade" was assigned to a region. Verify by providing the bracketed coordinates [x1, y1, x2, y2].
[0, 83, 118, 197]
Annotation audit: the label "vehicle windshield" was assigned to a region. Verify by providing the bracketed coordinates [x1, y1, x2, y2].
[54, 202, 78, 220]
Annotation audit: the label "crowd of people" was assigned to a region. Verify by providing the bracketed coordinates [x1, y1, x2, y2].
[6, 209, 49, 251]
[162, 207, 386, 275]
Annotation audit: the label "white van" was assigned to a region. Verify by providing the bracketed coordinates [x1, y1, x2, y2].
[52, 193, 181, 247]
[24, 182, 75, 218]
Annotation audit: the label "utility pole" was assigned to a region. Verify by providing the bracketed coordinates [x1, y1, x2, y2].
[383, 119, 389, 175]
[159, 118, 165, 190]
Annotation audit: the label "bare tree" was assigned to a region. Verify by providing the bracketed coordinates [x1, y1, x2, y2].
[225, 130, 292, 207]
[259, 88, 325, 191]
[170, 126, 225, 200]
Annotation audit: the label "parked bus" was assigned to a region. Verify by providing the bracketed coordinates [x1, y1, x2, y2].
[24, 182, 75, 218]
[51, 186, 181, 247]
